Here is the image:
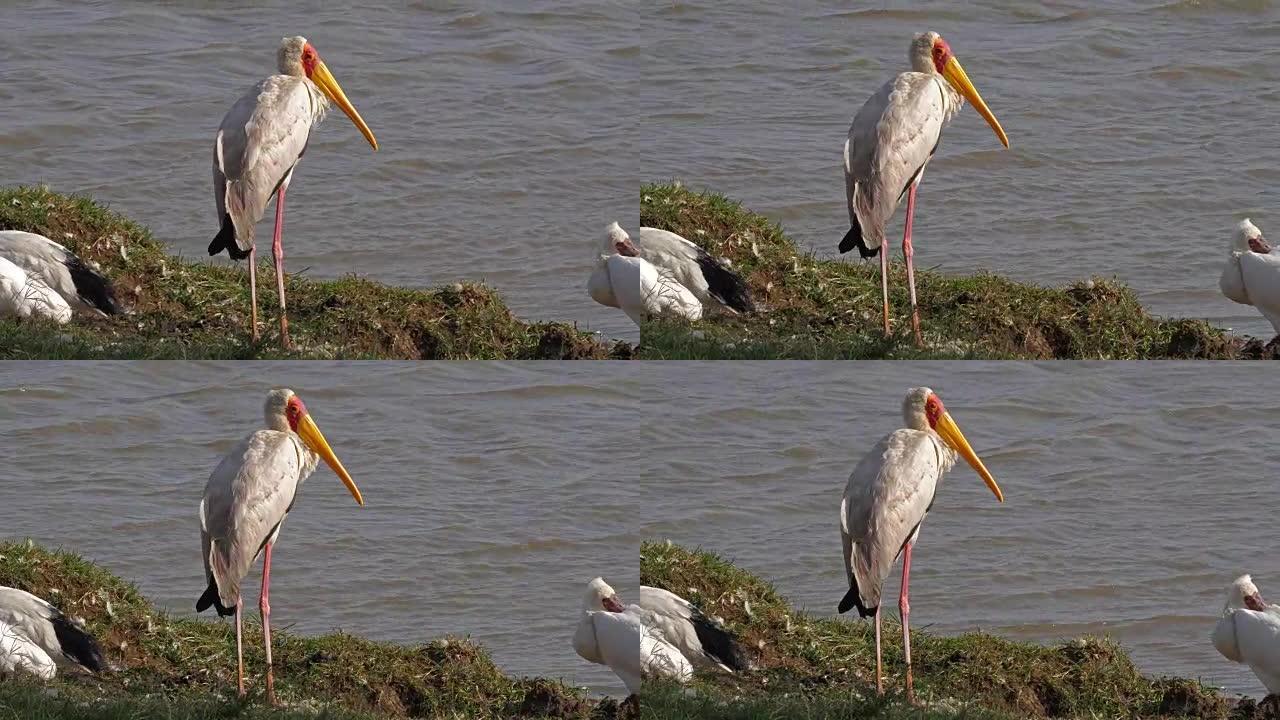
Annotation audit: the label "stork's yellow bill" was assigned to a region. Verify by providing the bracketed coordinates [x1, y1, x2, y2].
[931, 410, 1003, 503]
[294, 412, 364, 506]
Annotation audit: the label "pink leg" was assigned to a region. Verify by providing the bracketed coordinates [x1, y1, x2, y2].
[903, 185, 923, 346]
[874, 606, 883, 696]
[260, 542, 278, 706]
[247, 248, 259, 343]
[272, 186, 291, 350]
[879, 241, 891, 337]
[235, 595, 245, 698]
[900, 541, 915, 703]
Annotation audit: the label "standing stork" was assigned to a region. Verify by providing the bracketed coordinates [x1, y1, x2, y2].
[196, 388, 364, 705]
[840, 32, 1010, 345]
[838, 387, 1004, 702]
[210, 36, 378, 349]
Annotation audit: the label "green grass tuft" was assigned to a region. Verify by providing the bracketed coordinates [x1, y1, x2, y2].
[639, 183, 1274, 360]
[0, 185, 632, 359]
[639, 541, 1256, 719]
[0, 540, 623, 720]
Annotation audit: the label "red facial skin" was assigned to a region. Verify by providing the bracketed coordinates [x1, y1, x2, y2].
[931, 39, 953, 74]
[614, 237, 640, 257]
[924, 393, 945, 429]
[603, 596, 625, 613]
[1249, 236, 1272, 254]
[285, 397, 308, 432]
[301, 43, 320, 79]
[1246, 591, 1267, 612]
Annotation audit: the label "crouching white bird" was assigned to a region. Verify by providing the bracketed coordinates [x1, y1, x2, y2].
[0, 230, 126, 321]
[639, 585, 750, 673]
[0, 586, 107, 679]
[588, 223, 703, 327]
[838, 387, 1004, 703]
[1212, 574, 1280, 694]
[209, 36, 378, 349]
[197, 388, 364, 705]
[1219, 219, 1280, 337]
[574, 577, 691, 705]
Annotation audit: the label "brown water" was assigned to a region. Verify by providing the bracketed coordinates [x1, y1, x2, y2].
[0, 362, 639, 696]
[0, 1, 637, 341]
[640, 0, 1280, 339]
[635, 362, 1274, 696]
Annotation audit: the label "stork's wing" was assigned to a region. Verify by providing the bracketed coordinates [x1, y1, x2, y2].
[0, 231, 121, 317]
[606, 255, 703, 326]
[199, 430, 305, 608]
[1236, 252, 1280, 335]
[639, 586, 748, 672]
[1214, 609, 1280, 694]
[0, 619, 55, 679]
[844, 72, 948, 251]
[637, 227, 754, 313]
[0, 256, 72, 323]
[587, 258, 619, 309]
[575, 609, 643, 694]
[214, 76, 316, 249]
[840, 429, 941, 612]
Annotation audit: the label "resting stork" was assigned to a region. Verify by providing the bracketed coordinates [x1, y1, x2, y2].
[0, 231, 124, 319]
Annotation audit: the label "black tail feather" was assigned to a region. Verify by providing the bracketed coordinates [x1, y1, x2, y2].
[695, 254, 755, 313]
[195, 577, 235, 617]
[208, 214, 249, 260]
[690, 613, 751, 672]
[838, 217, 878, 259]
[837, 583, 876, 618]
[50, 615, 106, 673]
[63, 255, 123, 316]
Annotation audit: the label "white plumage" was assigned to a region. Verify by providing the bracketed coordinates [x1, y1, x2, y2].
[588, 223, 703, 326]
[1219, 219, 1280, 336]
[0, 256, 71, 323]
[196, 388, 363, 704]
[0, 618, 55, 679]
[0, 586, 106, 679]
[638, 585, 750, 673]
[632, 227, 754, 313]
[574, 577, 692, 698]
[838, 387, 1003, 702]
[1212, 574, 1280, 694]
[0, 230, 124, 319]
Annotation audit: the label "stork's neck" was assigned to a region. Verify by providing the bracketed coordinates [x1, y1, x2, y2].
[929, 432, 959, 474]
[936, 77, 964, 123]
[302, 78, 331, 123]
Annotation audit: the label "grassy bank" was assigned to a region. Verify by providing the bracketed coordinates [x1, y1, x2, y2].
[640, 541, 1274, 720]
[639, 183, 1274, 360]
[0, 540, 624, 720]
[0, 186, 631, 359]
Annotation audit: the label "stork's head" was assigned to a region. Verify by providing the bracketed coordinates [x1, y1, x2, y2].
[903, 387, 1003, 502]
[277, 36, 378, 151]
[910, 32, 1009, 149]
[1233, 219, 1272, 254]
[583, 577, 625, 612]
[1225, 574, 1268, 612]
[603, 222, 640, 257]
[264, 388, 364, 506]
